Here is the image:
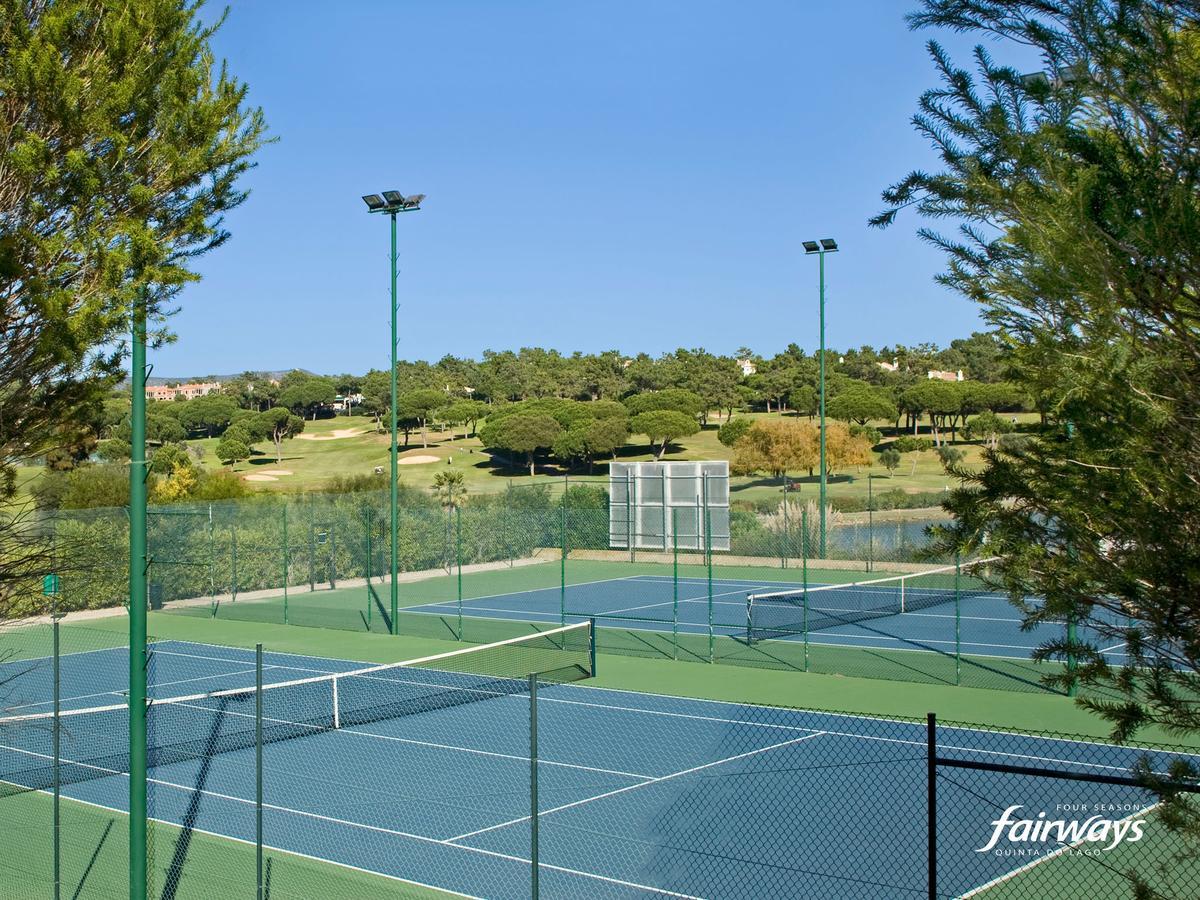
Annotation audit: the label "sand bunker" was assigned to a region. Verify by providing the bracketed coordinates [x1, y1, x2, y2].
[257, 469, 293, 476]
[243, 474, 278, 482]
[398, 455, 439, 465]
[295, 428, 366, 441]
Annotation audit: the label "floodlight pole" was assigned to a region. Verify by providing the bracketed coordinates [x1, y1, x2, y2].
[804, 238, 837, 560]
[389, 210, 399, 633]
[818, 250, 827, 559]
[129, 291, 148, 900]
[363, 191, 423, 635]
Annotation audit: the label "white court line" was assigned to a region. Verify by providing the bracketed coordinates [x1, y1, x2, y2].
[0, 777, 480, 900]
[534, 693, 1170, 778]
[4, 665, 270, 713]
[0, 745, 701, 899]
[1099, 641, 1128, 654]
[446, 731, 828, 843]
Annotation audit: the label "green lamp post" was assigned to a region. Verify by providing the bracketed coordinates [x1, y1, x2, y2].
[363, 191, 424, 634]
[803, 238, 838, 559]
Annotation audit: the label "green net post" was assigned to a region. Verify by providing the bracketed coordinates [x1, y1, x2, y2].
[704, 473, 714, 663]
[282, 504, 289, 626]
[559, 494, 567, 626]
[529, 672, 540, 900]
[456, 503, 464, 640]
[954, 555, 962, 686]
[256, 642, 264, 900]
[781, 473, 788, 569]
[53, 615, 61, 900]
[589, 617, 598, 675]
[672, 508, 679, 660]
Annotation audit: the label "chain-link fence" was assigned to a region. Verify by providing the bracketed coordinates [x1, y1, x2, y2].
[18, 483, 1080, 694]
[3, 618, 1199, 899]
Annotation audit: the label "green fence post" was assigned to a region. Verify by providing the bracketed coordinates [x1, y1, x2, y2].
[626, 471, 635, 564]
[704, 473, 714, 663]
[560, 493, 567, 626]
[504, 481, 513, 567]
[529, 673, 539, 900]
[207, 504, 217, 613]
[282, 504, 289, 626]
[954, 554, 962, 686]
[803, 580, 810, 673]
[781, 473, 788, 569]
[231, 527, 239, 601]
[53, 616, 61, 900]
[456, 504, 464, 640]
[1067, 615, 1078, 697]
[868, 475, 874, 573]
[802, 505, 809, 591]
[365, 505, 373, 629]
[128, 290, 149, 900]
[256, 642, 264, 900]
[672, 508, 679, 660]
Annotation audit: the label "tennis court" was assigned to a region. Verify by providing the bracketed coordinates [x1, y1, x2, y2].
[0, 634, 1176, 898]
[403, 568, 1129, 667]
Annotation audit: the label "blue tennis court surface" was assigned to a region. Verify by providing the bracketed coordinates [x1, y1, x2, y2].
[0, 638, 1164, 898]
[405, 574, 1131, 667]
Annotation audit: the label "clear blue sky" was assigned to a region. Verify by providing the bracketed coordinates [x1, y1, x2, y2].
[159, 1, 1011, 377]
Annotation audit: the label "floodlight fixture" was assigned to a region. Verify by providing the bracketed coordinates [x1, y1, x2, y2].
[820, 238, 838, 252]
[403, 193, 425, 209]
[802, 240, 820, 254]
[362, 194, 386, 211]
[382, 190, 405, 206]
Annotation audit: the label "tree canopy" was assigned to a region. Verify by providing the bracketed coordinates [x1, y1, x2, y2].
[877, 0, 1200, 762]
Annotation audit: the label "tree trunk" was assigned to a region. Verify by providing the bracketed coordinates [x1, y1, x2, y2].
[421, 418, 428, 448]
[528, 452, 536, 477]
[273, 435, 282, 464]
[655, 440, 666, 460]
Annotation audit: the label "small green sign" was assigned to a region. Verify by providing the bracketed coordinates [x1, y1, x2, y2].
[43, 573, 60, 596]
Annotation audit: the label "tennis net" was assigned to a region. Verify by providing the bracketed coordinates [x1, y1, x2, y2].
[0, 620, 594, 793]
[746, 560, 998, 643]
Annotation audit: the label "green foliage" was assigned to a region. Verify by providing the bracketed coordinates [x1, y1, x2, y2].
[717, 417, 753, 448]
[827, 381, 897, 424]
[215, 437, 250, 466]
[849, 424, 884, 447]
[629, 410, 699, 459]
[962, 410, 1014, 446]
[280, 377, 337, 420]
[893, 436, 933, 454]
[879, 448, 902, 474]
[97, 439, 131, 462]
[881, 0, 1200, 754]
[32, 465, 131, 511]
[479, 413, 562, 475]
[624, 388, 704, 418]
[935, 445, 965, 468]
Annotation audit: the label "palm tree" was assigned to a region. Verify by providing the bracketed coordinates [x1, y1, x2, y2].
[432, 468, 467, 507]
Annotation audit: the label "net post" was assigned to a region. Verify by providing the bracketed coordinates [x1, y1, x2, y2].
[954, 555, 962, 686]
[456, 504, 464, 640]
[588, 617, 598, 675]
[529, 672, 540, 900]
[53, 616, 61, 900]
[704, 473, 713, 663]
[927, 712, 937, 900]
[256, 643, 264, 900]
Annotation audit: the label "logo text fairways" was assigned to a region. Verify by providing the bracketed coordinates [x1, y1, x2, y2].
[976, 805, 1147, 853]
